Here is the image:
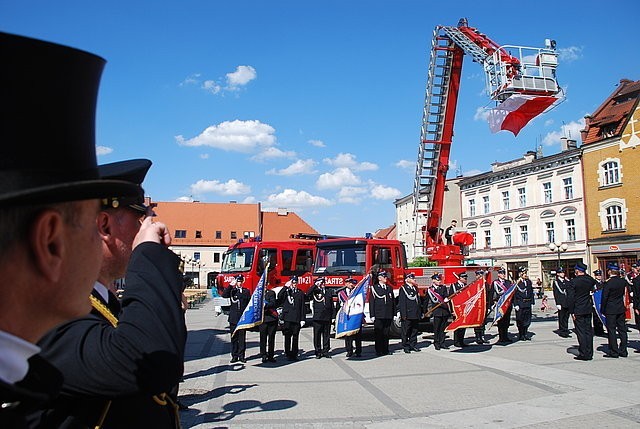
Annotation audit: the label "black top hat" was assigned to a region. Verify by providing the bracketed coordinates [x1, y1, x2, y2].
[0, 32, 139, 207]
[99, 159, 152, 213]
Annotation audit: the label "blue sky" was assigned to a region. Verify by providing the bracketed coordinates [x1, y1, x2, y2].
[3, 1, 638, 236]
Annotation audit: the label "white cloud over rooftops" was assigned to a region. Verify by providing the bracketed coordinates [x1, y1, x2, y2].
[267, 159, 317, 176]
[263, 189, 333, 208]
[316, 167, 361, 190]
[323, 153, 378, 171]
[176, 120, 276, 152]
[190, 179, 251, 196]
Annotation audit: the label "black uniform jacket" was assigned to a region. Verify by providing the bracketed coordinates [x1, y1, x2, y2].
[398, 283, 422, 320]
[306, 284, 334, 322]
[632, 276, 640, 310]
[492, 278, 512, 302]
[222, 285, 251, 325]
[553, 277, 570, 307]
[601, 276, 627, 315]
[1, 355, 62, 429]
[513, 279, 534, 309]
[567, 274, 597, 315]
[277, 287, 306, 322]
[369, 283, 395, 319]
[427, 285, 450, 317]
[263, 289, 279, 323]
[31, 242, 187, 429]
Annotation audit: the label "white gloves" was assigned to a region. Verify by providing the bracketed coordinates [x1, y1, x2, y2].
[300, 321, 306, 327]
[557, 305, 562, 310]
[514, 305, 520, 311]
[444, 298, 450, 303]
[370, 317, 375, 322]
[285, 280, 292, 287]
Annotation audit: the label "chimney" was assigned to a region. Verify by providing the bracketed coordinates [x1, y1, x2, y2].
[277, 208, 288, 216]
[580, 114, 591, 142]
[561, 137, 578, 151]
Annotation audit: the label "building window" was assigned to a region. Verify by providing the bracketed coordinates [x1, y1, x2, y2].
[213, 253, 220, 263]
[175, 230, 186, 238]
[565, 219, 576, 241]
[243, 231, 255, 239]
[545, 221, 555, 243]
[605, 205, 624, 230]
[469, 199, 476, 217]
[599, 198, 627, 232]
[518, 187, 526, 208]
[563, 178, 573, 200]
[483, 196, 490, 214]
[215, 230, 222, 239]
[470, 232, 476, 250]
[194, 252, 200, 261]
[504, 227, 511, 247]
[484, 230, 491, 249]
[195, 230, 202, 239]
[599, 159, 621, 187]
[230, 231, 237, 240]
[502, 191, 510, 210]
[543, 182, 552, 204]
[520, 225, 528, 245]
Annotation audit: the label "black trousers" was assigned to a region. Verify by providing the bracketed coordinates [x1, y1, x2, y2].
[259, 320, 277, 358]
[401, 318, 419, 350]
[515, 307, 532, 336]
[497, 306, 512, 341]
[432, 315, 448, 347]
[557, 307, 571, 335]
[605, 313, 628, 356]
[574, 313, 593, 359]
[312, 320, 331, 355]
[592, 307, 605, 335]
[453, 328, 466, 346]
[373, 318, 392, 355]
[282, 321, 301, 357]
[229, 323, 246, 359]
[345, 331, 362, 355]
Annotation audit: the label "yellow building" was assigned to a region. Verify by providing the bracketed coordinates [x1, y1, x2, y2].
[581, 79, 640, 272]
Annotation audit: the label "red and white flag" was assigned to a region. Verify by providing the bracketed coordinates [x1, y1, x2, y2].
[488, 95, 557, 136]
[445, 278, 486, 331]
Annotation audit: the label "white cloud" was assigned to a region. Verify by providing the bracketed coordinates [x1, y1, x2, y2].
[323, 153, 378, 171]
[463, 169, 484, 177]
[176, 120, 276, 152]
[337, 186, 368, 204]
[557, 46, 583, 63]
[190, 179, 251, 196]
[241, 196, 257, 204]
[395, 160, 414, 170]
[226, 65, 257, 88]
[202, 80, 221, 95]
[264, 189, 333, 208]
[96, 145, 113, 156]
[316, 167, 361, 190]
[474, 106, 490, 121]
[370, 184, 402, 200]
[200, 153, 209, 159]
[308, 139, 326, 148]
[250, 146, 296, 162]
[544, 119, 554, 127]
[267, 159, 317, 176]
[175, 196, 194, 202]
[541, 118, 585, 146]
[179, 73, 201, 86]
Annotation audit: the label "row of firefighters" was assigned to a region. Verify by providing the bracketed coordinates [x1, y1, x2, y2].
[220, 263, 639, 362]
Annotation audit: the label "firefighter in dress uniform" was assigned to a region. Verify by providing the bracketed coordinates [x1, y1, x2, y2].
[427, 273, 450, 350]
[553, 267, 572, 338]
[592, 269, 606, 337]
[513, 268, 534, 341]
[493, 268, 514, 344]
[601, 263, 629, 358]
[339, 278, 363, 357]
[277, 275, 306, 361]
[473, 269, 491, 345]
[567, 262, 597, 361]
[369, 271, 395, 356]
[306, 277, 334, 358]
[260, 288, 279, 363]
[222, 274, 251, 363]
[449, 271, 469, 348]
[399, 273, 422, 353]
[629, 263, 640, 334]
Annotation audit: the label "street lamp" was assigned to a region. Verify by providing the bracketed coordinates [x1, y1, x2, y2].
[548, 241, 568, 269]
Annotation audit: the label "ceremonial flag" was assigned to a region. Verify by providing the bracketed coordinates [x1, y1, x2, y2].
[488, 94, 557, 136]
[490, 284, 516, 328]
[624, 288, 632, 320]
[445, 278, 487, 332]
[233, 266, 268, 336]
[592, 289, 606, 326]
[335, 276, 370, 339]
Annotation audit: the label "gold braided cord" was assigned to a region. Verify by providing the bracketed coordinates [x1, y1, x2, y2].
[89, 295, 118, 327]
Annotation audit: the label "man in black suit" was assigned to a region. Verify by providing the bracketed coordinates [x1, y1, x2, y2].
[427, 273, 451, 350]
[369, 271, 396, 356]
[260, 288, 279, 363]
[601, 263, 628, 358]
[277, 275, 306, 361]
[0, 32, 142, 428]
[306, 277, 334, 358]
[513, 268, 534, 341]
[399, 273, 422, 353]
[567, 262, 597, 361]
[222, 274, 251, 363]
[34, 161, 188, 429]
[449, 272, 469, 348]
[553, 267, 572, 338]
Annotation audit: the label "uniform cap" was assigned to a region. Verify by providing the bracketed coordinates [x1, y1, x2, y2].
[431, 273, 442, 280]
[235, 274, 244, 282]
[99, 159, 152, 213]
[346, 277, 358, 284]
[556, 267, 564, 273]
[594, 269, 602, 276]
[632, 263, 639, 268]
[518, 266, 528, 273]
[290, 275, 299, 282]
[607, 262, 619, 271]
[497, 268, 506, 275]
[475, 269, 484, 275]
[314, 277, 325, 286]
[404, 272, 415, 280]
[377, 271, 388, 278]
[574, 262, 587, 272]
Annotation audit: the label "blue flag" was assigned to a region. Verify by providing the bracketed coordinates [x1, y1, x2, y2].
[490, 284, 516, 328]
[592, 289, 607, 326]
[233, 268, 267, 336]
[335, 276, 370, 339]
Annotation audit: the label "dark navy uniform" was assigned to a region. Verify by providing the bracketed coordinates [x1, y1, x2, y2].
[513, 276, 534, 341]
[601, 269, 628, 358]
[398, 274, 422, 353]
[222, 277, 251, 363]
[427, 277, 450, 350]
[592, 271, 606, 336]
[567, 264, 597, 360]
[493, 272, 513, 343]
[306, 278, 335, 358]
[277, 279, 306, 360]
[632, 274, 640, 333]
[259, 289, 279, 362]
[553, 270, 572, 337]
[369, 272, 395, 356]
[33, 243, 186, 429]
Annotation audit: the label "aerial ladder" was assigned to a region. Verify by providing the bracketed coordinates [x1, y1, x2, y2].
[413, 18, 561, 266]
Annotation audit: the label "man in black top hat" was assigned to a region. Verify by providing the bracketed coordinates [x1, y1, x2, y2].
[567, 262, 597, 360]
[601, 263, 628, 358]
[222, 274, 251, 363]
[553, 267, 572, 338]
[369, 271, 396, 356]
[277, 275, 306, 361]
[399, 272, 422, 353]
[306, 277, 335, 358]
[0, 32, 143, 427]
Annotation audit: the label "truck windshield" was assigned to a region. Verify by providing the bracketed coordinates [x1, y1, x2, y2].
[314, 245, 366, 275]
[221, 248, 255, 273]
